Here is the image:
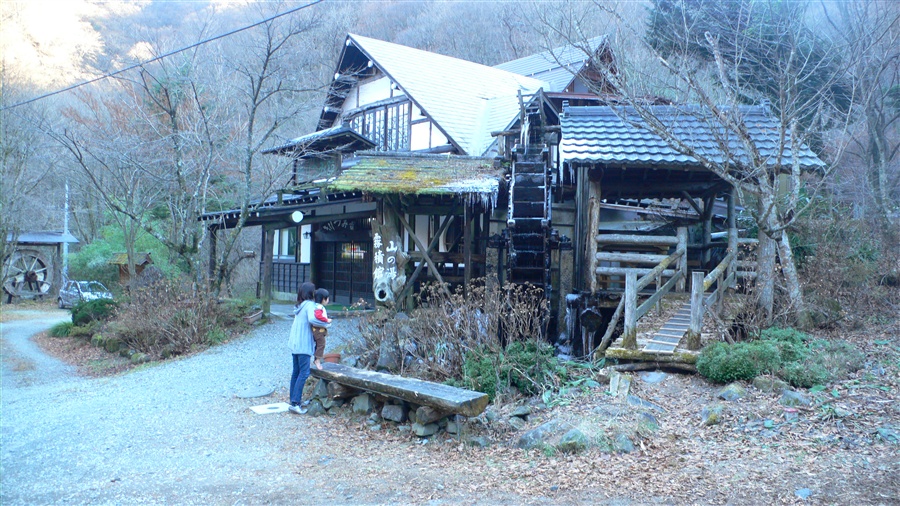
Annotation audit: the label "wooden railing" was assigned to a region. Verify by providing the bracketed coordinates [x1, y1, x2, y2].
[592, 228, 688, 352]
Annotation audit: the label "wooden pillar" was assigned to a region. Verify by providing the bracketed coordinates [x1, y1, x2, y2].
[463, 203, 473, 291]
[573, 165, 588, 292]
[701, 195, 715, 266]
[676, 226, 687, 292]
[622, 269, 638, 350]
[687, 271, 704, 350]
[208, 226, 217, 281]
[261, 225, 276, 315]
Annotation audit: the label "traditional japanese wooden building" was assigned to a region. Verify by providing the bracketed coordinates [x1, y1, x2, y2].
[201, 34, 823, 361]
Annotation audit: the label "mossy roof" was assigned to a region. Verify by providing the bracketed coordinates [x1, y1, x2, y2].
[328, 152, 502, 196]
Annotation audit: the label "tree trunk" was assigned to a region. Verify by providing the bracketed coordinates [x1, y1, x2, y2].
[755, 201, 776, 326]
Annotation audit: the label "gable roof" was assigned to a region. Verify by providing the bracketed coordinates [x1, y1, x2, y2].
[494, 36, 609, 92]
[560, 105, 825, 170]
[322, 34, 549, 157]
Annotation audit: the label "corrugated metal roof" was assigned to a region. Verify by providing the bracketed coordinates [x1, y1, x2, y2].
[329, 152, 501, 196]
[348, 34, 548, 156]
[561, 105, 825, 170]
[494, 36, 607, 92]
[7, 231, 79, 244]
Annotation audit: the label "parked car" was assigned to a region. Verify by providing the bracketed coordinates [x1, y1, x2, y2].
[58, 280, 113, 309]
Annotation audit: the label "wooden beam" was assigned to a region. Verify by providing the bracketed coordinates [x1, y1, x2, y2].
[261, 225, 276, 315]
[596, 234, 678, 246]
[396, 211, 449, 294]
[463, 205, 473, 290]
[309, 363, 489, 417]
[398, 211, 456, 299]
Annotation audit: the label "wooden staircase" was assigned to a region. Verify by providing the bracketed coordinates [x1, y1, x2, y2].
[642, 301, 690, 354]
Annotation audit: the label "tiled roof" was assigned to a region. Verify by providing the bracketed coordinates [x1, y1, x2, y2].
[560, 105, 825, 170]
[494, 36, 607, 92]
[263, 124, 375, 156]
[348, 34, 548, 156]
[329, 152, 501, 196]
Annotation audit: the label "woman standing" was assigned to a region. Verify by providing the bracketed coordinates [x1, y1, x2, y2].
[288, 282, 328, 414]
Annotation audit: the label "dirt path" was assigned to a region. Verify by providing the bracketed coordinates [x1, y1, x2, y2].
[1, 308, 897, 505]
[0, 309, 75, 388]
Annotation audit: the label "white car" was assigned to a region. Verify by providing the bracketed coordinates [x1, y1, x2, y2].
[58, 280, 113, 309]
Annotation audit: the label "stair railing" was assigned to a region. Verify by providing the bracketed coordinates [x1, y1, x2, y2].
[686, 229, 739, 350]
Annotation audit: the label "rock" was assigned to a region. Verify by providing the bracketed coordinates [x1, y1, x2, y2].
[313, 379, 329, 399]
[613, 432, 635, 453]
[465, 436, 490, 448]
[626, 395, 666, 413]
[593, 404, 627, 418]
[397, 425, 411, 433]
[638, 412, 659, 432]
[130, 352, 149, 364]
[701, 404, 726, 426]
[609, 371, 632, 397]
[780, 390, 812, 407]
[638, 371, 667, 384]
[507, 416, 527, 431]
[369, 424, 382, 431]
[510, 405, 531, 419]
[833, 406, 853, 418]
[718, 383, 747, 401]
[376, 339, 401, 372]
[557, 429, 589, 454]
[415, 406, 448, 425]
[584, 379, 602, 389]
[783, 408, 800, 422]
[306, 399, 326, 417]
[413, 422, 439, 437]
[351, 393, 375, 415]
[340, 355, 360, 367]
[381, 404, 408, 423]
[104, 337, 121, 353]
[516, 419, 572, 450]
[483, 409, 499, 423]
[446, 420, 462, 434]
[752, 376, 789, 393]
[327, 382, 358, 400]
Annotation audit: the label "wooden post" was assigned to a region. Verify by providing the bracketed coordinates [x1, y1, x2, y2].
[622, 269, 638, 350]
[701, 195, 715, 266]
[687, 271, 704, 350]
[207, 226, 217, 280]
[676, 226, 687, 292]
[586, 195, 601, 293]
[261, 225, 276, 315]
[463, 203, 473, 292]
[727, 192, 737, 290]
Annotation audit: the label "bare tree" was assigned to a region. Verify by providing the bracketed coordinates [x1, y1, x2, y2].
[547, 0, 858, 326]
[825, 0, 900, 246]
[203, 5, 325, 294]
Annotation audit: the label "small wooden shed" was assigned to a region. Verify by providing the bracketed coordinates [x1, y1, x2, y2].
[108, 252, 153, 285]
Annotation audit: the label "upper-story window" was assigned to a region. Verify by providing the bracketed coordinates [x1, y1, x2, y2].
[347, 100, 410, 151]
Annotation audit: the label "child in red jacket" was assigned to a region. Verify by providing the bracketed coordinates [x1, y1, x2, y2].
[312, 288, 332, 369]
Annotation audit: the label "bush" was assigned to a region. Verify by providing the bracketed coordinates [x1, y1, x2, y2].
[459, 340, 558, 402]
[71, 299, 118, 326]
[49, 321, 73, 337]
[111, 277, 235, 357]
[697, 342, 774, 383]
[699, 326, 865, 388]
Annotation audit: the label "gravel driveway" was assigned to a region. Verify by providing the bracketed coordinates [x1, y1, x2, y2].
[1, 309, 387, 505]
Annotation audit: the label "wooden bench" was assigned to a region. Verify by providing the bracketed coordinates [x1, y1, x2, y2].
[310, 363, 489, 417]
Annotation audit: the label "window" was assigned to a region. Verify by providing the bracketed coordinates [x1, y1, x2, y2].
[347, 101, 410, 151]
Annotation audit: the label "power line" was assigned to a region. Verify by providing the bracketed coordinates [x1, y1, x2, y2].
[1, 0, 325, 111]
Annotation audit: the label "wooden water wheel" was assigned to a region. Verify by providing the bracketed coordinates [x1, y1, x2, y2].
[3, 250, 51, 299]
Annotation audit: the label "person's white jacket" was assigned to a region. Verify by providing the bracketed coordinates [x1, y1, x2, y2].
[288, 300, 328, 355]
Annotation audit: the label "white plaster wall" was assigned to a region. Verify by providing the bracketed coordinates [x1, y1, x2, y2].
[355, 76, 393, 109]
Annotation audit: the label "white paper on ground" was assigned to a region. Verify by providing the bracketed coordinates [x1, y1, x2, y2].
[249, 402, 290, 414]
